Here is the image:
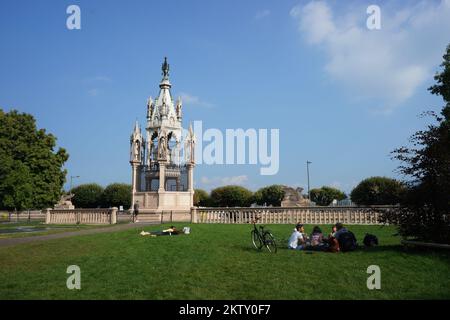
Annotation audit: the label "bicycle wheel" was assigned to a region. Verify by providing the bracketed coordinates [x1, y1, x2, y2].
[263, 232, 277, 253]
[251, 230, 263, 250]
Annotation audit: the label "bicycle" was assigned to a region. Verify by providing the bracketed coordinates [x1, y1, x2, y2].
[250, 217, 277, 253]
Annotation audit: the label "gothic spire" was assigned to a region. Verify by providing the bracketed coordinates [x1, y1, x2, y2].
[133, 120, 140, 134]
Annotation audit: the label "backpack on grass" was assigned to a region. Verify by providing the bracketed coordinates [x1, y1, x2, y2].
[338, 231, 357, 252]
[363, 233, 378, 247]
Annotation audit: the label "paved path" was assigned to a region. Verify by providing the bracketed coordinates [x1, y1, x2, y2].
[0, 222, 158, 248]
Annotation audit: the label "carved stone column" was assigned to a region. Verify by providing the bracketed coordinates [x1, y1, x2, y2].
[159, 162, 166, 192]
[131, 163, 137, 208]
[187, 163, 194, 207]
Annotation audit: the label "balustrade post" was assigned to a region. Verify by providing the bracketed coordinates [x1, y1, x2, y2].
[45, 208, 51, 224]
[111, 207, 118, 224]
[191, 207, 197, 223]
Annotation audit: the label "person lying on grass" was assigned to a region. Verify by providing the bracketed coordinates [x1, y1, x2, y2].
[162, 226, 183, 235]
[140, 226, 184, 236]
[288, 223, 307, 250]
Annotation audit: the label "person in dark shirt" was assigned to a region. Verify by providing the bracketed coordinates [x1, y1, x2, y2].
[133, 201, 140, 222]
[333, 222, 348, 241]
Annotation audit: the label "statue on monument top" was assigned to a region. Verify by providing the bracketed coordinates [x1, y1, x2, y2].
[162, 57, 170, 78]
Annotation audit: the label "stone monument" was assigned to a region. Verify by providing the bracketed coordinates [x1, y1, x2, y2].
[280, 186, 310, 207]
[54, 193, 75, 209]
[129, 58, 195, 214]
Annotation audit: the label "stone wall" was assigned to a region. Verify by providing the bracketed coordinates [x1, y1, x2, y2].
[193, 206, 395, 225]
[45, 208, 118, 225]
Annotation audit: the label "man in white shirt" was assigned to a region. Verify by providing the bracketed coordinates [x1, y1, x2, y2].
[288, 224, 306, 250]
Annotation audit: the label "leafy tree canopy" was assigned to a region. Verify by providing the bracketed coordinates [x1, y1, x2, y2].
[310, 186, 347, 206]
[71, 183, 104, 208]
[210, 185, 253, 207]
[194, 189, 210, 207]
[383, 44, 450, 243]
[253, 185, 285, 206]
[350, 177, 405, 206]
[0, 109, 69, 210]
[101, 183, 131, 209]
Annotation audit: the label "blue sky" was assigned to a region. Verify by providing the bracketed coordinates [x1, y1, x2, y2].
[1, 0, 449, 194]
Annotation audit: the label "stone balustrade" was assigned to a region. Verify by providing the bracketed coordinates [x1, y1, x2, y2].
[39, 206, 395, 225]
[192, 206, 396, 225]
[44, 207, 118, 225]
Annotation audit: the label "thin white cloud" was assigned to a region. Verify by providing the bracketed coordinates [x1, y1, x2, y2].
[87, 88, 99, 96]
[255, 9, 271, 20]
[179, 92, 215, 108]
[290, 0, 450, 112]
[84, 76, 112, 83]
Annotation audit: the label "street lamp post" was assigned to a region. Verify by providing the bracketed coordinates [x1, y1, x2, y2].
[306, 161, 312, 199]
[70, 175, 80, 194]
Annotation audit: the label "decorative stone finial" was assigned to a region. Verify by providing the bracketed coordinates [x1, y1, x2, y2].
[162, 57, 169, 78]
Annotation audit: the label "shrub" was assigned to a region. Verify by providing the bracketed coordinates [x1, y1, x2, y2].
[101, 183, 131, 209]
[194, 189, 210, 207]
[350, 177, 405, 205]
[71, 183, 104, 208]
[253, 185, 285, 206]
[310, 186, 347, 206]
[210, 185, 253, 207]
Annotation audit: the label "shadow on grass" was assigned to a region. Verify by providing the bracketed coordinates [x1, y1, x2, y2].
[232, 242, 450, 261]
[361, 244, 450, 257]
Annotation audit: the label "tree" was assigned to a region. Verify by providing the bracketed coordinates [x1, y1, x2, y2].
[253, 185, 285, 206]
[194, 189, 210, 207]
[101, 183, 131, 209]
[383, 44, 450, 244]
[0, 109, 69, 210]
[210, 185, 253, 207]
[71, 183, 104, 208]
[310, 186, 347, 206]
[0, 162, 33, 211]
[350, 177, 405, 205]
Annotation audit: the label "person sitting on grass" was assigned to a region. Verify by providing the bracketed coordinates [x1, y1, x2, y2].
[333, 222, 357, 252]
[309, 226, 327, 250]
[288, 223, 307, 250]
[322, 225, 339, 253]
[329, 224, 337, 238]
[333, 223, 348, 241]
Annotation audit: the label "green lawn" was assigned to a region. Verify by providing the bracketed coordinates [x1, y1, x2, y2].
[0, 223, 449, 299]
[0, 221, 120, 239]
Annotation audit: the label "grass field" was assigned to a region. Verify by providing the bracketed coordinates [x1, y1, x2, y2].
[0, 223, 449, 300]
[0, 221, 118, 239]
